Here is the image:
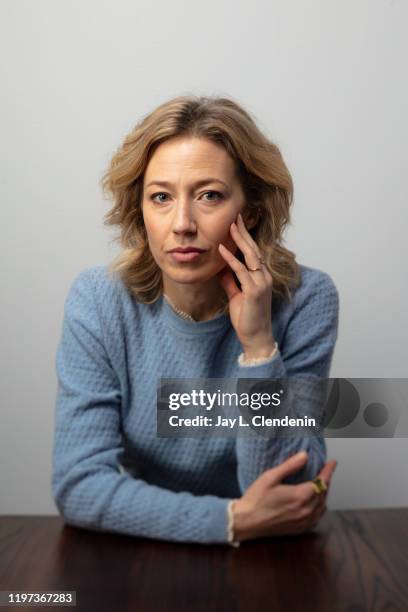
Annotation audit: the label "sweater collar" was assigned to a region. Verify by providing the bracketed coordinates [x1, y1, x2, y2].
[159, 295, 230, 335]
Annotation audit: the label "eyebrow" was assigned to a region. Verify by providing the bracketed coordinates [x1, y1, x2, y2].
[145, 178, 229, 189]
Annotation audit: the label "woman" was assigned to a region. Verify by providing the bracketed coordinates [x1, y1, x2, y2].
[52, 95, 339, 547]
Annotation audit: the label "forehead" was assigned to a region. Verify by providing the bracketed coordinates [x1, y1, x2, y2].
[144, 137, 237, 182]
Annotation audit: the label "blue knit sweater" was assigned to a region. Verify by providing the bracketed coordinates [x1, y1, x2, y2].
[52, 263, 339, 545]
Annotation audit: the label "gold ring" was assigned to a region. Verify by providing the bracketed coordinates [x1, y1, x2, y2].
[247, 258, 265, 272]
[312, 477, 327, 495]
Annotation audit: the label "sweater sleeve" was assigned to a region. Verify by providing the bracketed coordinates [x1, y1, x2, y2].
[51, 269, 229, 544]
[234, 270, 339, 491]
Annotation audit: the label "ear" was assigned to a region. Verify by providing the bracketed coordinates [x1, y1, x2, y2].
[241, 205, 260, 230]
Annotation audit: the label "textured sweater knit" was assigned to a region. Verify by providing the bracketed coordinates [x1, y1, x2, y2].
[52, 263, 339, 545]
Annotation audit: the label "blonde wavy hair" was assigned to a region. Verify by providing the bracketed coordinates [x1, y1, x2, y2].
[101, 95, 301, 312]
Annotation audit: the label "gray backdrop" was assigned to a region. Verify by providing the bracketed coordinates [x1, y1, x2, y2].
[1, 0, 407, 514]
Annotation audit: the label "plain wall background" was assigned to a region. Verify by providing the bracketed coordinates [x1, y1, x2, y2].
[1, 0, 407, 514]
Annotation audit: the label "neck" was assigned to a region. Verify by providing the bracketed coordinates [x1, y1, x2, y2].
[163, 277, 226, 322]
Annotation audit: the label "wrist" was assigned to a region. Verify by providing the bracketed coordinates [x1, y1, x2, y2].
[242, 338, 277, 361]
[231, 498, 253, 543]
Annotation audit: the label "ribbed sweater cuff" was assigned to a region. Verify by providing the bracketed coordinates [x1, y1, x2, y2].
[203, 496, 232, 544]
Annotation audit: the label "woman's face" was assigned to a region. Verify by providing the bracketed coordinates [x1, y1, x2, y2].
[142, 136, 249, 286]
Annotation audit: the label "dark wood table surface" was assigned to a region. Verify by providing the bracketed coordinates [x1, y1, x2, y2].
[1, 510, 407, 612]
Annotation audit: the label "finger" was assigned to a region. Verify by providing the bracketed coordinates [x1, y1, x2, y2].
[313, 499, 327, 521]
[217, 267, 240, 301]
[299, 461, 337, 504]
[309, 505, 327, 530]
[237, 215, 274, 288]
[230, 222, 265, 278]
[237, 213, 262, 257]
[317, 460, 338, 488]
[311, 491, 328, 512]
[218, 243, 255, 291]
[301, 496, 327, 530]
[304, 469, 330, 499]
[267, 451, 308, 485]
[295, 471, 332, 506]
[231, 215, 263, 264]
[295, 480, 323, 505]
[316, 488, 328, 504]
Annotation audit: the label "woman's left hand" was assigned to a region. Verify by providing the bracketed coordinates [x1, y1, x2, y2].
[217, 212, 276, 360]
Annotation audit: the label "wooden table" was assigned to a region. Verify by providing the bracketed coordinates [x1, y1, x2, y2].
[1, 510, 407, 611]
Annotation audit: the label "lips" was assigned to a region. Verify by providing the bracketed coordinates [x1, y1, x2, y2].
[168, 249, 206, 263]
[168, 247, 206, 253]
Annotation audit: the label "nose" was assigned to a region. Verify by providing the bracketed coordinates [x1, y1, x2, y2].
[171, 198, 197, 235]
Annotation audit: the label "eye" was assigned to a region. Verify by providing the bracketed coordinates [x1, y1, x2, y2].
[201, 191, 224, 202]
[149, 190, 225, 204]
[150, 192, 169, 204]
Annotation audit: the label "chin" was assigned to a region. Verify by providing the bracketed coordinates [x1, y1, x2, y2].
[163, 266, 217, 285]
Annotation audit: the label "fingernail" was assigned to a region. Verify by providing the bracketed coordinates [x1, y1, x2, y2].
[296, 451, 308, 459]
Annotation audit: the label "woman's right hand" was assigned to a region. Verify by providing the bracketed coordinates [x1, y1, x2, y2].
[232, 451, 337, 542]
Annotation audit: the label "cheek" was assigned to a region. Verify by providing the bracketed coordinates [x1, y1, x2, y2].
[143, 218, 162, 249]
[216, 223, 238, 253]
[206, 212, 238, 244]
